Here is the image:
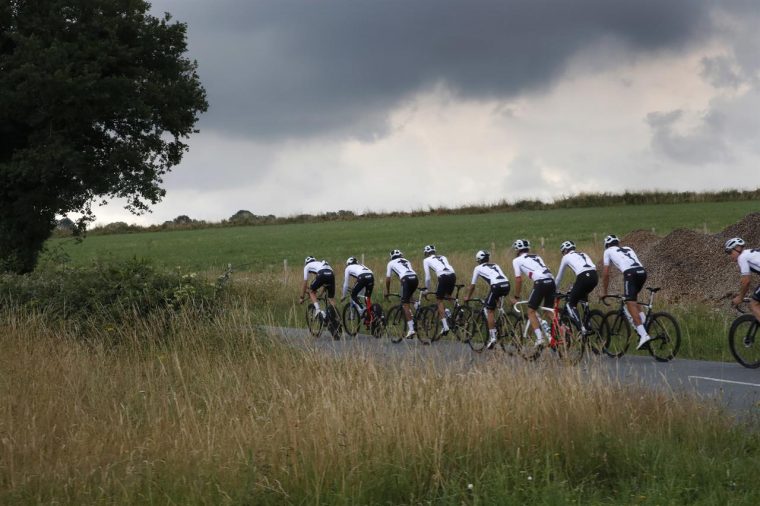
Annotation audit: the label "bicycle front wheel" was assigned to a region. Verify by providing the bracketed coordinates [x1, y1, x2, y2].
[415, 306, 435, 345]
[728, 314, 760, 368]
[386, 305, 407, 343]
[603, 311, 631, 358]
[342, 304, 361, 337]
[557, 315, 584, 365]
[450, 306, 473, 342]
[585, 309, 606, 356]
[306, 304, 324, 338]
[645, 312, 680, 362]
[468, 312, 489, 352]
[325, 305, 342, 340]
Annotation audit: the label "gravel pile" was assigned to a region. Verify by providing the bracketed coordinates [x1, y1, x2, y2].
[593, 213, 760, 304]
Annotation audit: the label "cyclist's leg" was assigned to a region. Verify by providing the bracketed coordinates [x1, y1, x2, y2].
[527, 284, 545, 343]
[400, 275, 418, 335]
[436, 273, 455, 332]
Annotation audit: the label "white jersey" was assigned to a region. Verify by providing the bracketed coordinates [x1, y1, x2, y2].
[737, 248, 760, 275]
[555, 251, 597, 286]
[303, 260, 332, 280]
[342, 263, 373, 296]
[471, 263, 509, 286]
[603, 246, 644, 272]
[512, 253, 554, 281]
[386, 257, 417, 279]
[423, 254, 455, 287]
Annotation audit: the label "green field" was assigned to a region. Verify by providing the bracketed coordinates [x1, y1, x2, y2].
[50, 200, 758, 272]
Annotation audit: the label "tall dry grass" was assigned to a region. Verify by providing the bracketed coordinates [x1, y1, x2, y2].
[2, 304, 759, 504]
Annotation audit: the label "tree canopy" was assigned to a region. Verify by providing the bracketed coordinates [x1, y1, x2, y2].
[0, 0, 207, 272]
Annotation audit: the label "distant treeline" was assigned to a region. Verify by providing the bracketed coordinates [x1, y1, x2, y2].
[57, 188, 760, 237]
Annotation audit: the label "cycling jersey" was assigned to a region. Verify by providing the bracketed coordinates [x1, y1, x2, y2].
[423, 255, 455, 287]
[555, 251, 596, 286]
[471, 263, 509, 286]
[386, 257, 417, 279]
[304, 260, 333, 280]
[342, 263, 374, 297]
[737, 248, 760, 275]
[603, 246, 644, 273]
[513, 253, 554, 281]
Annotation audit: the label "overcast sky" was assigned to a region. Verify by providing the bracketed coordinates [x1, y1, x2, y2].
[93, 0, 760, 225]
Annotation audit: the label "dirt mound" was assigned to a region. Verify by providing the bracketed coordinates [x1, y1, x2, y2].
[621, 229, 660, 258]
[715, 212, 760, 246]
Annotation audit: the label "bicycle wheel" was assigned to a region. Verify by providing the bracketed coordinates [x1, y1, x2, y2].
[496, 311, 519, 354]
[449, 305, 473, 342]
[369, 303, 387, 338]
[556, 314, 584, 365]
[644, 312, 680, 362]
[386, 305, 407, 343]
[325, 305, 342, 340]
[468, 311, 489, 352]
[585, 309, 606, 355]
[512, 315, 541, 361]
[603, 311, 631, 358]
[342, 303, 361, 337]
[415, 306, 435, 345]
[728, 314, 760, 368]
[306, 303, 324, 338]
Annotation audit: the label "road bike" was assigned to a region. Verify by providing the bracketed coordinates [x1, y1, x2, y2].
[341, 290, 386, 338]
[304, 288, 343, 340]
[601, 287, 681, 362]
[558, 296, 606, 356]
[466, 296, 515, 353]
[728, 297, 760, 369]
[385, 288, 437, 344]
[511, 294, 584, 364]
[422, 284, 474, 344]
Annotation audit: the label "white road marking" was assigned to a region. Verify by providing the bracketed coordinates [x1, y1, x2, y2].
[688, 376, 760, 388]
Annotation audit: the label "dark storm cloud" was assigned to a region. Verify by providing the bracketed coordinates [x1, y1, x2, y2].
[154, 0, 718, 141]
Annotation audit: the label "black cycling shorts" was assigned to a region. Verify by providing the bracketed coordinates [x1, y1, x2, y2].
[400, 275, 419, 304]
[351, 273, 374, 304]
[623, 268, 647, 302]
[435, 273, 456, 299]
[528, 278, 556, 310]
[484, 281, 510, 310]
[310, 269, 335, 298]
[568, 270, 599, 306]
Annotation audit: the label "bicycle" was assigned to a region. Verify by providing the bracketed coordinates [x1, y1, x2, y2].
[728, 297, 760, 369]
[422, 284, 474, 344]
[466, 296, 515, 353]
[511, 294, 584, 364]
[304, 288, 343, 340]
[558, 297, 606, 356]
[341, 290, 386, 338]
[600, 287, 681, 362]
[385, 288, 437, 344]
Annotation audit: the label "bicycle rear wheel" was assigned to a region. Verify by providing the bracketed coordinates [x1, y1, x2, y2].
[306, 303, 324, 338]
[585, 309, 606, 355]
[342, 304, 361, 337]
[386, 305, 407, 343]
[603, 311, 630, 358]
[728, 314, 760, 368]
[369, 303, 387, 338]
[557, 314, 584, 365]
[645, 312, 680, 362]
[325, 305, 342, 340]
[449, 306, 473, 342]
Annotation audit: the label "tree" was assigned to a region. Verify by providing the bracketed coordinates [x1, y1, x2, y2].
[0, 0, 207, 273]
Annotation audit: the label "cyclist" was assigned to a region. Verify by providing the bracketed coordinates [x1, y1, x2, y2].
[299, 256, 337, 320]
[725, 237, 760, 323]
[464, 249, 511, 349]
[342, 256, 375, 314]
[384, 249, 419, 339]
[422, 244, 457, 337]
[511, 239, 556, 346]
[555, 240, 599, 334]
[600, 234, 652, 349]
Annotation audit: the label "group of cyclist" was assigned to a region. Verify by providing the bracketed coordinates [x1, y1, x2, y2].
[300, 234, 759, 347]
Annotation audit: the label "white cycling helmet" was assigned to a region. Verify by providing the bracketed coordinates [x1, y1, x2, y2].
[390, 249, 403, 260]
[512, 239, 530, 251]
[346, 256, 358, 266]
[603, 235, 620, 248]
[724, 237, 745, 252]
[423, 244, 436, 255]
[559, 240, 576, 253]
[475, 249, 490, 263]
[304, 256, 316, 265]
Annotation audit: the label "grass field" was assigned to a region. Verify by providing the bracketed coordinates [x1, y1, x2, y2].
[50, 200, 759, 272]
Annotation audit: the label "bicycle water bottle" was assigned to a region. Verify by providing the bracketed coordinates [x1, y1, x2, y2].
[623, 306, 634, 326]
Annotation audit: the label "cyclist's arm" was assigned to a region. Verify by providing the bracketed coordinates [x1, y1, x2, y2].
[342, 268, 350, 298]
[299, 279, 309, 302]
[464, 283, 476, 301]
[733, 274, 751, 305]
[513, 276, 523, 301]
[555, 258, 567, 288]
[423, 258, 432, 290]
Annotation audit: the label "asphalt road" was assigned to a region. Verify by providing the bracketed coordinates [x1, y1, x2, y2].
[267, 326, 760, 422]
